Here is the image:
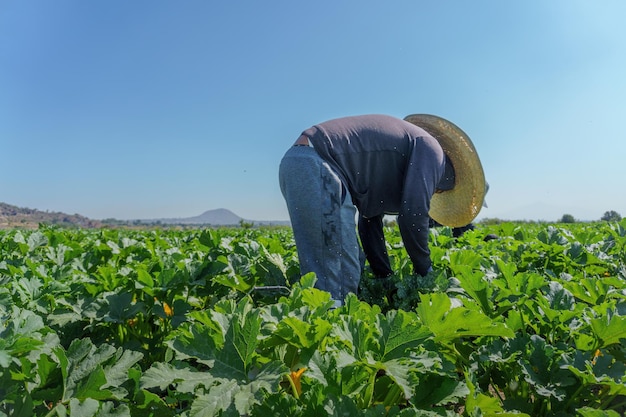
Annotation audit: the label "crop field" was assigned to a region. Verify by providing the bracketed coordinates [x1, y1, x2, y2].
[1, 221, 625, 416]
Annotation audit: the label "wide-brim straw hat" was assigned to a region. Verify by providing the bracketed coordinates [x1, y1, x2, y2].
[404, 114, 486, 227]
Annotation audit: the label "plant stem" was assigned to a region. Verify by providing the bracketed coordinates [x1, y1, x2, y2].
[563, 383, 585, 410]
[599, 392, 619, 410]
[286, 373, 300, 400]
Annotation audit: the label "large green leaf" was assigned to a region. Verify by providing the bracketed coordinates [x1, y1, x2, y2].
[416, 293, 514, 343]
[170, 299, 263, 381]
[212, 300, 262, 379]
[590, 314, 626, 348]
[332, 314, 379, 362]
[544, 281, 575, 310]
[449, 266, 493, 316]
[189, 380, 240, 417]
[565, 350, 626, 398]
[410, 373, 469, 409]
[518, 335, 577, 401]
[58, 338, 140, 402]
[272, 315, 333, 349]
[378, 309, 431, 361]
[141, 361, 214, 393]
[102, 292, 144, 324]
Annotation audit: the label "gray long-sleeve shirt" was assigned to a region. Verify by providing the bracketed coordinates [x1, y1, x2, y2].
[302, 114, 446, 276]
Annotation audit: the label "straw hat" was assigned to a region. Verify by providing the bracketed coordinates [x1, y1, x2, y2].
[404, 114, 486, 227]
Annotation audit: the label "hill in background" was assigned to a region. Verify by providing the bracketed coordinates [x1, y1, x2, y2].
[0, 202, 102, 229]
[133, 208, 244, 226]
[0, 202, 289, 229]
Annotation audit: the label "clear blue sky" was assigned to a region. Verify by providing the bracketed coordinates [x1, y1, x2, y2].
[2, 1, 625, 222]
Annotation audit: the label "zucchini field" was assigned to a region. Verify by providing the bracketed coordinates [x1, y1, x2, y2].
[1, 221, 625, 416]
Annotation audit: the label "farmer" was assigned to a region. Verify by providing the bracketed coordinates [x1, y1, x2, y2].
[279, 114, 487, 306]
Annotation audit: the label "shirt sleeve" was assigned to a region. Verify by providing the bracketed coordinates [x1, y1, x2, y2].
[397, 140, 444, 276]
[397, 208, 432, 276]
[358, 214, 393, 277]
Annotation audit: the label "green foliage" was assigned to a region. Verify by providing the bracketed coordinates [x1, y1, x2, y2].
[0, 221, 625, 416]
[601, 210, 622, 222]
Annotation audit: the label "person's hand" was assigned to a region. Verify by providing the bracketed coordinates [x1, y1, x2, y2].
[418, 266, 433, 277]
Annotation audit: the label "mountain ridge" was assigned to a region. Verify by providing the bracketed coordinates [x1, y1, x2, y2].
[0, 203, 289, 228]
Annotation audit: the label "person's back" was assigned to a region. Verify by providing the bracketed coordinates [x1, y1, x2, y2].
[302, 114, 446, 220]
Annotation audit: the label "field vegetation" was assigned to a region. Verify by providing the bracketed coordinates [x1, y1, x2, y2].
[1, 220, 625, 416]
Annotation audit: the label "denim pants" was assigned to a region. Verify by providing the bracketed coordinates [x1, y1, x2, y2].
[279, 145, 363, 303]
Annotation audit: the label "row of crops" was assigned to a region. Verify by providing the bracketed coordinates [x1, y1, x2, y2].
[1, 221, 625, 416]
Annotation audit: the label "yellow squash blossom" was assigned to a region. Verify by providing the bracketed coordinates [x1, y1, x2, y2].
[288, 368, 306, 397]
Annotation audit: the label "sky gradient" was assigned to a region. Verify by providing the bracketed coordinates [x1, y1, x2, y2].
[2, 1, 625, 222]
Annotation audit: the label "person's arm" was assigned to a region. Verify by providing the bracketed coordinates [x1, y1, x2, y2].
[358, 214, 393, 277]
[397, 210, 432, 276]
[452, 223, 475, 237]
[397, 140, 443, 277]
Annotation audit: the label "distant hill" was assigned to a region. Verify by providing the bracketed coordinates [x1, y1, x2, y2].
[137, 208, 244, 226]
[0, 202, 102, 229]
[134, 208, 289, 226]
[0, 202, 289, 229]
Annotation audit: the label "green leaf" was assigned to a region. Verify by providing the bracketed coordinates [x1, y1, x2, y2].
[233, 361, 286, 415]
[465, 376, 509, 416]
[141, 361, 213, 393]
[256, 245, 288, 287]
[416, 293, 514, 343]
[323, 394, 362, 416]
[340, 363, 374, 402]
[60, 339, 130, 401]
[590, 314, 626, 348]
[299, 272, 317, 289]
[102, 348, 143, 394]
[103, 292, 144, 324]
[167, 321, 220, 366]
[94, 402, 131, 417]
[518, 335, 576, 401]
[169, 299, 262, 381]
[544, 281, 575, 310]
[566, 350, 626, 398]
[576, 407, 622, 417]
[131, 389, 174, 417]
[187, 361, 286, 416]
[0, 348, 11, 367]
[332, 314, 379, 361]
[273, 316, 332, 349]
[563, 276, 609, 305]
[3, 390, 34, 417]
[250, 391, 300, 416]
[411, 373, 469, 409]
[68, 398, 100, 417]
[449, 266, 493, 316]
[190, 380, 240, 417]
[214, 300, 262, 379]
[32, 353, 64, 403]
[71, 368, 112, 401]
[27, 231, 48, 251]
[448, 249, 485, 271]
[305, 350, 341, 392]
[213, 272, 254, 293]
[136, 268, 154, 290]
[169, 299, 191, 328]
[382, 358, 416, 400]
[378, 309, 431, 361]
[2, 306, 46, 340]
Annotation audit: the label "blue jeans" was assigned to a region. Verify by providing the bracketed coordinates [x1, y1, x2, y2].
[279, 145, 363, 303]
